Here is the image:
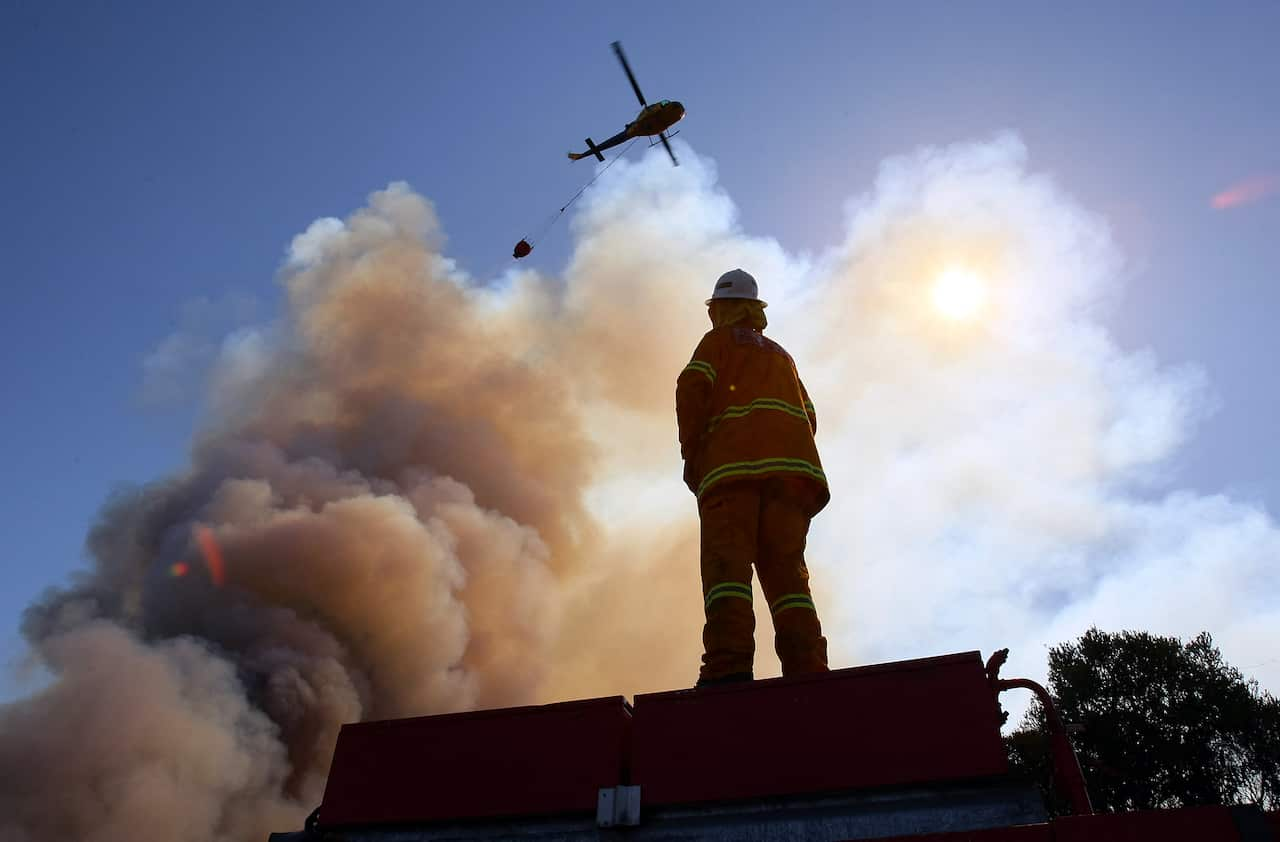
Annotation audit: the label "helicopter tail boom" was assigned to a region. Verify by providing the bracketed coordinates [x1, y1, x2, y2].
[567, 137, 607, 162]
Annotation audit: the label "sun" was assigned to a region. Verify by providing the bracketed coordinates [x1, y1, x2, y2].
[931, 267, 986, 321]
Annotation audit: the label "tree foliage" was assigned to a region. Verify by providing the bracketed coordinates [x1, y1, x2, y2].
[1007, 628, 1280, 813]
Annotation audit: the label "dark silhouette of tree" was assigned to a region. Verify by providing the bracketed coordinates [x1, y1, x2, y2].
[1007, 628, 1280, 814]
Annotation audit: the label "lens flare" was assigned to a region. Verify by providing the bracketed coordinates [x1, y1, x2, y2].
[195, 525, 227, 587]
[169, 561, 190, 577]
[1211, 173, 1279, 210]
[932, 267, 986, 321]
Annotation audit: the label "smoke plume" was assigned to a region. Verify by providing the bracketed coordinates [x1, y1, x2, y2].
[3, 135, 1277, 841]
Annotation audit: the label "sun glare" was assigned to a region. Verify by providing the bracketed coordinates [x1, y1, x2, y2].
[932, 267, 986, 321]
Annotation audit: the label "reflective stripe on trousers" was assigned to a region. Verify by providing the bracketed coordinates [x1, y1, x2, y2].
[698, 479, 829, 682]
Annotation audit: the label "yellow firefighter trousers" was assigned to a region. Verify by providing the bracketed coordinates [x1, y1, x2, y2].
[698, 478, 830, 682]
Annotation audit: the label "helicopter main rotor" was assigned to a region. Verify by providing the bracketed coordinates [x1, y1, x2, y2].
[612, 41, 648, 108]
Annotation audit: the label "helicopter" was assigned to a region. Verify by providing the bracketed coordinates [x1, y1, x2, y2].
[568, 41, 685, 167]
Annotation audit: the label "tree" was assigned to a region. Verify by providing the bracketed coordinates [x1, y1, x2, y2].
[1007, 628, 1280, 814]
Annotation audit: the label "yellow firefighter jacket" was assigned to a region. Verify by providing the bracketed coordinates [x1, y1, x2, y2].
[676, 325, 829, 515]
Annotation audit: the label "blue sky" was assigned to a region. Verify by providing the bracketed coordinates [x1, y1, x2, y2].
[2, 1, 1278, 698]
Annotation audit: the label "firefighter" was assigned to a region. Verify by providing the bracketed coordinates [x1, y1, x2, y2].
[677, 268, 831, 687]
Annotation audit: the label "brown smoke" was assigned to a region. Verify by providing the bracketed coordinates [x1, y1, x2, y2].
[10, 139, 1279, 840]
[1, 183, 700, 842]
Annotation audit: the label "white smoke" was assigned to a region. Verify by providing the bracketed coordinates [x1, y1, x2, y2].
[553, 132, 1277, 711]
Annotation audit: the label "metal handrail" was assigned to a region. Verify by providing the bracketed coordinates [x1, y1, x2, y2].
[986, 648, 1094, 815]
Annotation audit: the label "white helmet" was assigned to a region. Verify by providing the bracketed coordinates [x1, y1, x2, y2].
[706, 268, 767, 307]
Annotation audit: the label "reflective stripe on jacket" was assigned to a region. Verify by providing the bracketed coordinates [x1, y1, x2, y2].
[676, 325, 829, 514]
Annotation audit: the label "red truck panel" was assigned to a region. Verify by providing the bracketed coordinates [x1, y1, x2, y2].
[319, 695, 631, 827]
[1053, 805, 1246, 841]
[631, 652, 1009, 806]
